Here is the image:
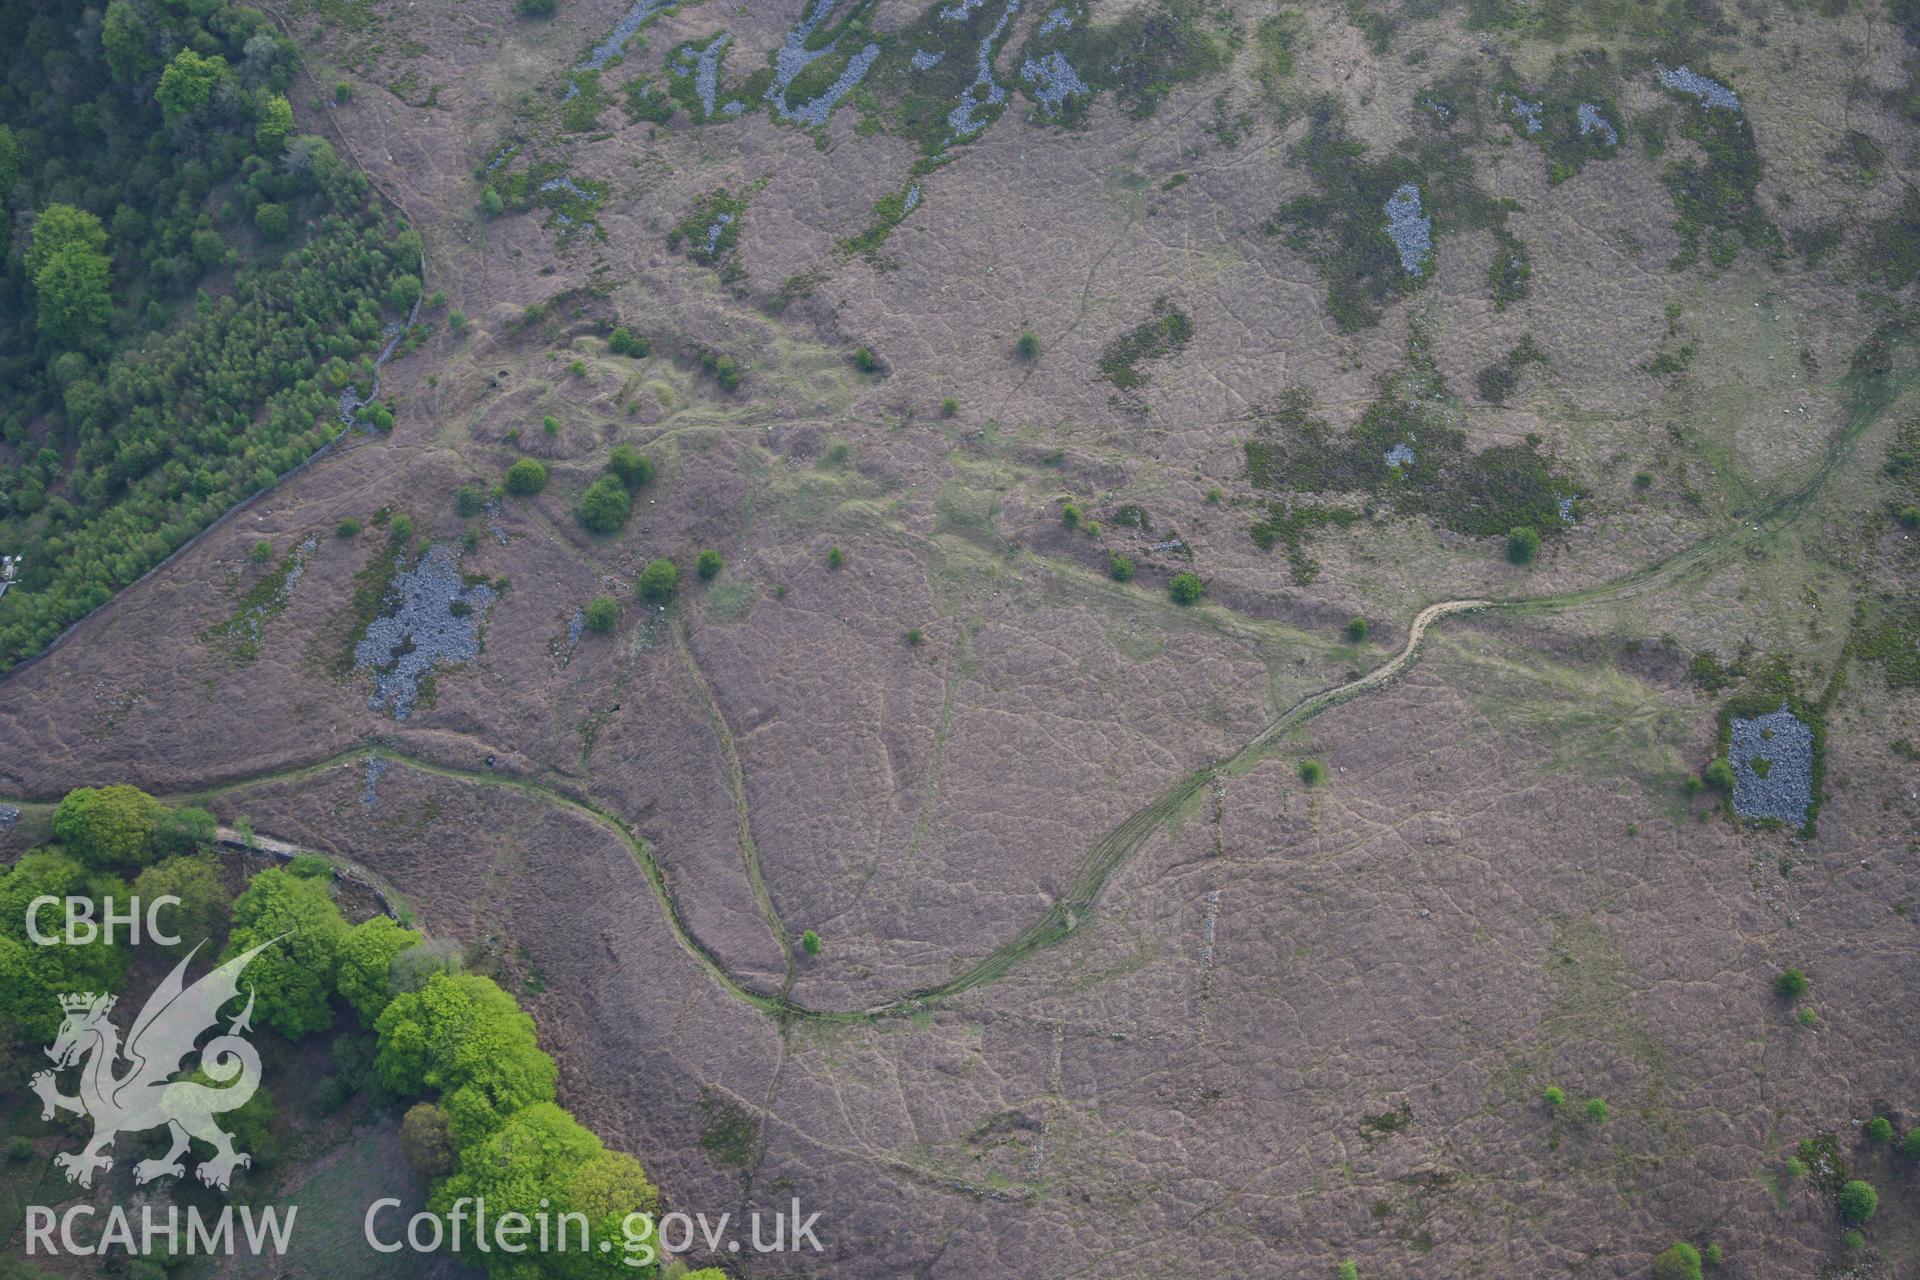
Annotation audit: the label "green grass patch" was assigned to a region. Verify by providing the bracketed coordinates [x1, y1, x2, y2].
[1247, 502, 1362, 584]
[1265, 100, 1508, 329]
[1024, 0, 1233, 123]
[203, 538, 316, 666]
[1654, 70, 1775, 270]
[668, 187, 751, 270]
[1097, 296, 1194, 390]
[1244, 324, 1577, 548]
[839, 182, 922, 259]
[1474, 336, 1548, 405]
[561, 69, 605, 131]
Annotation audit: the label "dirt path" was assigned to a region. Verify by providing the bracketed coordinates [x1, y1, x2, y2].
[6, 358, 1910, 1023]
[39, 593, 1492, 1023]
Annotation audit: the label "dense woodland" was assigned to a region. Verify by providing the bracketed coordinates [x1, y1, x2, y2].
[2, 785, 696, 1278]
[0, 0, 414, 670]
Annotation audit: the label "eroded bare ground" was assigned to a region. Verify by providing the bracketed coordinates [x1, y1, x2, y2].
[5, 0, 1920, 1273]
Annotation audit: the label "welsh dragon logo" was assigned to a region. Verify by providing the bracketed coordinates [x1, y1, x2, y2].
[30, 938, 277, 1191]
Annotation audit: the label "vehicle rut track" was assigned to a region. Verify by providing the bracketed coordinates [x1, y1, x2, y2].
[6, 365, 1911, 1023]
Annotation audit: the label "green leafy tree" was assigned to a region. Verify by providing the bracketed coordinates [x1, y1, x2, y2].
[432, 1102, 657, 1275]
[336, 915, 422, 1025]
[638, 558, 678, 602]
[1169, 572, 1205, 605]
[390, 938, 463, 995]
[505, 458, 548, 495]
[1651, 1241, 1701, 1280]
[399, 1101, 455, 1177]
[389, 274, 422, 312]
[801, 929, 821, 955]
[576, 475, 631, 534]
[256, 95, 294, 147]
[1543, 1085, 1564, 1110]
[1838, 1179, 1878, 1224]
[35, 248, 112, 344]
[26, 205, 108, 277]
[1015, 329, 1040, 361]
[253, 203, 291, 240]
[0, 852, 129, 1043]
[1507, 525, 1541, 565]
[101, 0, 157, 83]
[375, 972, 558, 1142]
[1299, 759, 1327, 786]
[1775, 968, 1809, 1000]
[156, 50, 232, 121]
[1703, 758, 1735, 792]
[54, 785, 161, 869]
[153, 806, 218, 857]
[132, 856, 231, 954]
[607, 445, 654, 489]
[1585, 1097, 1610, 1124]
[224, 867, 349, 1038]
[696, 549, 723, 581]
[1347, 617, 1369, 642]
[1865, 1116, 1893, 1145]
[29, 207, 113, 351]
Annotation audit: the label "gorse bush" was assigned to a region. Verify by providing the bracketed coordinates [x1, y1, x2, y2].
[576, 476, 631, 534]
[504, 458, 548, 496]
[1839, 1179, 1878, 1224]
[638, 558, 679, 602]
[1650, 1242, 1701, 1280]
[584, 595, 620, 632]
[607, 444, 654, 489]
